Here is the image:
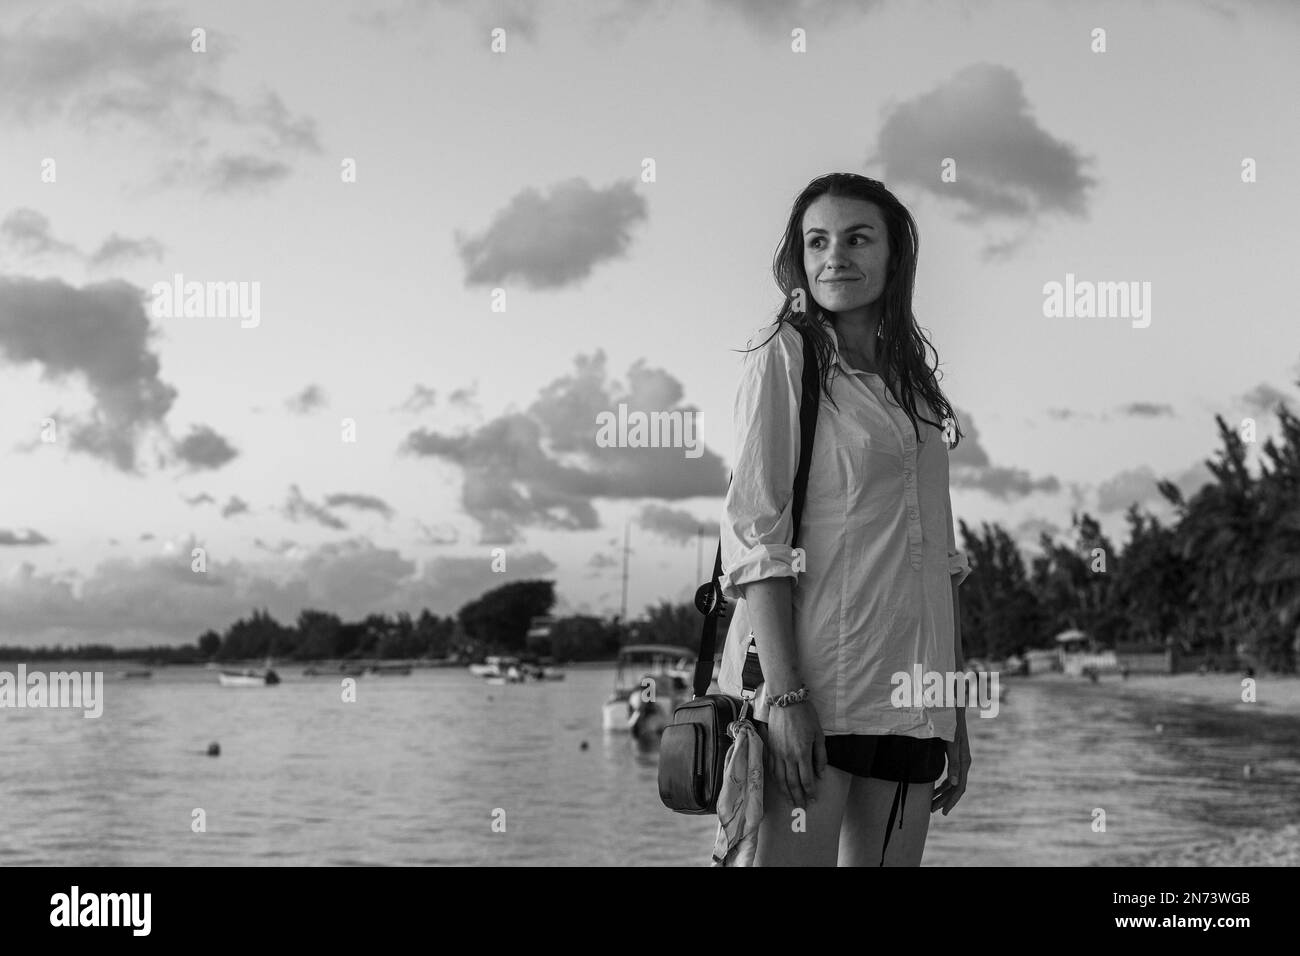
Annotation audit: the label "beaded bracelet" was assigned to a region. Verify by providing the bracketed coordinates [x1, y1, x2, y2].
[768, 686, 810, 707]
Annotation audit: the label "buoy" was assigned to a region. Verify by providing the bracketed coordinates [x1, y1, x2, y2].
[207, 742, 221, 757]
[1243, 764, 1253, 779]
[1154, 723, 1163, 734]
[580, 740, 589, 751]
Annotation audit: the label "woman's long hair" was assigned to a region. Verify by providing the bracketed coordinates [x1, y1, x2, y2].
[739, 173, 962, 449]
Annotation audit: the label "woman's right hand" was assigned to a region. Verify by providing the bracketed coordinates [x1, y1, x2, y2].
[766, 698, 827, 808]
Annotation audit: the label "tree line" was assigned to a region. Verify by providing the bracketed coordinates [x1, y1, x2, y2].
[4, 397, 1297, 672]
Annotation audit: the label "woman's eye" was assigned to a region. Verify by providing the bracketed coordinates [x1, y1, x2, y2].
[809, 236, 868, 248]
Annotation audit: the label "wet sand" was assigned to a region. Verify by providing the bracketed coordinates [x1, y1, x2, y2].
[1031, 672, 1300, 866]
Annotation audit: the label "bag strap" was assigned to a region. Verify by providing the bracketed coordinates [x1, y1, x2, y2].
[691, 321, 821, 699]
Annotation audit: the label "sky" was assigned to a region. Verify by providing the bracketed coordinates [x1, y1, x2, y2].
[1, 0, 1298, 646]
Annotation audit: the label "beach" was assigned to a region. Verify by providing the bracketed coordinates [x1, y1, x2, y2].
[1030, 671, 1300, 867]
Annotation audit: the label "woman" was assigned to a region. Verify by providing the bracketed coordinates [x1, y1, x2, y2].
[717, 173, 972, 866]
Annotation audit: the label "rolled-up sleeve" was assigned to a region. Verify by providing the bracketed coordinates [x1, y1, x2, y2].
[717, 324, 803, 603]
[944, 463, 971, 588]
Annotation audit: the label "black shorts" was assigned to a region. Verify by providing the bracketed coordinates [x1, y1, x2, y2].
[755, 723, 948, 783]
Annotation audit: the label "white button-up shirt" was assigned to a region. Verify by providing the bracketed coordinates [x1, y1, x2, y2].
[717, 317, 971, 740]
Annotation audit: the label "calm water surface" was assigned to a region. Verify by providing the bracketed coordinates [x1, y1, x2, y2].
[1, 664, 1297, 865]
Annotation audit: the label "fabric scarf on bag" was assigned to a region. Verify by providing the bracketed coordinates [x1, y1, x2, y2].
[710, 716, 765, 867]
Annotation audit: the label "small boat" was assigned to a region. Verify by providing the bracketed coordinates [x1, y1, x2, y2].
[118, 669, 153, 679]
[469, 655, 520, 679]
[218, 659, 281, 686]
[602, 644, 694, 737]
[365, 663, 412, 676]
[303, 663, 367, 677]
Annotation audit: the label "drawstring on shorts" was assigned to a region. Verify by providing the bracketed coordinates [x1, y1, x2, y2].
[878, 778, 909, 866]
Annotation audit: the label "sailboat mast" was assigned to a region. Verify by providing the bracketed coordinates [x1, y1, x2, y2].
[620, 517, 630, 623]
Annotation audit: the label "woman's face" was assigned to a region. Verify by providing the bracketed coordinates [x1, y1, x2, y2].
[801, 194, 891, 320]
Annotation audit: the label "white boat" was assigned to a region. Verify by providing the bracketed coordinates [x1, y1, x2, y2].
[218, 660, 281, 686]
[602, 644, 694, 737]
[469, 655, 520, 679]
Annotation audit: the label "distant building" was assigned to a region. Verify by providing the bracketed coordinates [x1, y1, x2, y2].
[525, 615, 556, 654]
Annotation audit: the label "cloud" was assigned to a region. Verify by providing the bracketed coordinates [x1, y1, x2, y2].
[1095, 460, 1216, 513]
[415, 521, 459, 545]
[155, 152, 295, 196]
[638, 503, 718, 544]
[0, 537, 557, 645]
[398, 384, 438, 415]
[171, 423, 239, 471]
[948, 407, 1061, 500]
[286, 384, 329, 415]
[0, 8, 320, 192]
[0, 276, 177, 472]
[323, 492, 396, 520]
[456, 178, 647, 289]
[282, 484, 348, 530]
[1, 208, 168, 273]
[183, 492, 216, 506]
[221, 496, 251, 518]
[89, 233, 166, 269]
[0, 208, 79, 259]
[401, 350, 727, 543]
[1239, 382, 1295, 417]
[871, 63, 1097, 229]
[1117, 401, 1175, 418]
[0, 528, 51, 546]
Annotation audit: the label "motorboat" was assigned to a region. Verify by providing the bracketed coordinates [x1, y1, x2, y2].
[602, 644, 694, 737]
[469, 655, 520, 679]
[218, 660, 281, 686]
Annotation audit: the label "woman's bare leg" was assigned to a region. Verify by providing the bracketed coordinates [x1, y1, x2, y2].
[752, 761, 853, 866]
[837, 776, 932, 867]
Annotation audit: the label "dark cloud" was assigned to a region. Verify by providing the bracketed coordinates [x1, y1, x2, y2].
[0, 536, 556, 645]
[282, 484, 348, 531]
[948, 406, 1061, 500]
[398, 384, 437, 415]
[0, 209, 78, 259]
[1117, 402, 1175, 418]
[0, 276, 177, 472]
[286, 384, 329, 415]
[2, 208, 166, 270]
[871, 63, 1097, 232]
[638, 503, 718, 545]
[0, 8, 320, 191]
[324, 493, 396, 520]
[171, 424, 239, 471]
[221, 496, 251, 518]
[1239, 382, 1294, 417]
[1094, 460, 1215, 514]
[89, 233, 166, 269]
[456, 178, 647, 289]
[401, 351, 726, 543]
[415, 521, 459, 545]
[0, 528, 51, 546]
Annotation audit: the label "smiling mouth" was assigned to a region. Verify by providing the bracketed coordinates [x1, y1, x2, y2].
[822, 278, 859, 283]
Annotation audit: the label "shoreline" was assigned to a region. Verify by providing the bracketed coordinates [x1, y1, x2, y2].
[1024, 671, 1300, 866]
[1022, 670, 1300, 718]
